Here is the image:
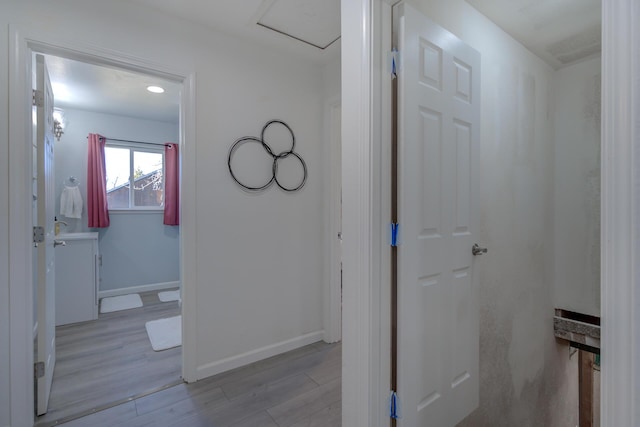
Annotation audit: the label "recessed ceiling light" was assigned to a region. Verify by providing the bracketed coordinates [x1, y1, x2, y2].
[147, 85, 165, 94]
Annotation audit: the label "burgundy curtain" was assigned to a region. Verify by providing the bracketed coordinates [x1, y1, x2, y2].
[164, 143, 180, 225]
[87, 134, 110, 228]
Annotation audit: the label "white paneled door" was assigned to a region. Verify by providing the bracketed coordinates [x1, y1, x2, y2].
[394, 3, 481, 426]
[35, 53, 57, 416]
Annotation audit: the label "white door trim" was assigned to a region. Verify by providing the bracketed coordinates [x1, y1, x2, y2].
[8, 25, 34, 427]
[8, 26, 197, 426]
[341, 1, 376, 419]
[601, 0, 639, 425]
[325, 98, 342, 344]
[341, 0, 393, 426]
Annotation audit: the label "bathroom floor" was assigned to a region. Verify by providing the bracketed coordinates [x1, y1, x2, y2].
[35, 290, 182, 426]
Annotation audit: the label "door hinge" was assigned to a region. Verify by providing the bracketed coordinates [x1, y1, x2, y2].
[390, 48, 400, 79]
[33, 226, 45, 244]
[34, 361, 45, 379]
[390, 223, 399, 247]
[32, 89, 44, 107]
[389, 390, 400, 419]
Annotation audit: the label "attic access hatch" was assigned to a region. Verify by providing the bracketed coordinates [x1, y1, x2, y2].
[256, 0, 340, 50]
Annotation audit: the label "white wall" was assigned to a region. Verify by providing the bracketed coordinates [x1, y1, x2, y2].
[54, 108, 180, 291]
[406, 1, 578, 425]
[553, 56, 601, 317]
[192, 50, 325, 374]
[322, 58, 341, 104]
[1, 1, 328, 422]
[321, 56, 341, 342]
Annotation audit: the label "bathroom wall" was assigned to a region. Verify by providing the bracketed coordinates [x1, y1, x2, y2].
[406, 0, 578, 425]
[553, 56, 601, 317]
[55, 108, 180, 293]
[1, 2, 328, 418]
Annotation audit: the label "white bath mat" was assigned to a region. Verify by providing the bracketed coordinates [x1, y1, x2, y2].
[158, 290, 181, 303]
[145, 315, 182, 351]
[100, 294, 143, 313]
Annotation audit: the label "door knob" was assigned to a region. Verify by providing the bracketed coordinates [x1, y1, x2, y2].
[54, 240, 66, 248]
[472, 243, 487, 256]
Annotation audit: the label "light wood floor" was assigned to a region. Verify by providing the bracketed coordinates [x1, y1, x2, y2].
[36, 290, 182, 426]
[36, 289, 342, 427]
[60, 340, 341, 427]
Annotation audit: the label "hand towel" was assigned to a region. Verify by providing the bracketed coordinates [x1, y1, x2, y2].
[60, 186, 83, 219]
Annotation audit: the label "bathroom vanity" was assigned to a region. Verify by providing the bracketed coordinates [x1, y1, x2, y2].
[55, 232, 99, 326]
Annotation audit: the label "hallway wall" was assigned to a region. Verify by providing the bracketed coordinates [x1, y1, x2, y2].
[321, 56, 341, 342]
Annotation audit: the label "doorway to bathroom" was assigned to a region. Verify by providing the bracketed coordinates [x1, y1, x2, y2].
[32, 52, 184, 426]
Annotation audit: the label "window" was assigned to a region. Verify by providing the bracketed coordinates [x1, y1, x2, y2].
[105, 144, 164, 210]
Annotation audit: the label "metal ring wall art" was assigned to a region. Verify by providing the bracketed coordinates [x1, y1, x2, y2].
[228, 120, 308, 192]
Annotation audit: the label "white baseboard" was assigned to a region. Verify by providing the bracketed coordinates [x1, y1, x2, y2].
[323, 330, 342, 344]
[196, 330, 325, 380]
[98, 281, 180, 298]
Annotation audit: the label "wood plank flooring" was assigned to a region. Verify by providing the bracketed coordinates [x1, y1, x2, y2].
[35, 289, 342, 426]
[36, 290, 182, 425]
[57, 342, 342, 427]
[59, 341, 341, 427]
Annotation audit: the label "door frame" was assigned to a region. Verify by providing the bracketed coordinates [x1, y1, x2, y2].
[342, 0, 637, 426]
[8, 26, 197, 426]
[341, 0, 394, 425]
[600, 0, 640, 425]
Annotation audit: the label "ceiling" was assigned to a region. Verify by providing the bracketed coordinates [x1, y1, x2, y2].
[128, 0, 341, 62]
[47, 0, 341, 124]
[466, 0, 601, 69]
[45, 54, 181, 123]
[47, 0, 602, 122]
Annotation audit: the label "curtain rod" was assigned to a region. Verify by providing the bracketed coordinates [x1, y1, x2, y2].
[87, 136, 173, 147]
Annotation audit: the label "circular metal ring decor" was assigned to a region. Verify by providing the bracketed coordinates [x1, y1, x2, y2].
[228, 120, 307, 192]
